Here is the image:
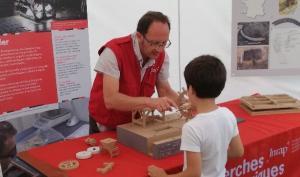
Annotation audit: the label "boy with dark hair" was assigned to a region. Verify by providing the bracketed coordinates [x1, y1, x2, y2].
[148, 55, 244, 177]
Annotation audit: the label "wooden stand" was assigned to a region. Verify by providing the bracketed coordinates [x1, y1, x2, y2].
[118, 112, 185, 159]
[119, 88, 192, 159]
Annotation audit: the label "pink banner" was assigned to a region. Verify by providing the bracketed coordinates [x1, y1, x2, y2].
[51, 20, 88, 30]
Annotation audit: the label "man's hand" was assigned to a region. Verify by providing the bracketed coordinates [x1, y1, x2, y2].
[148, 165, 168, 177]
[147, 97, 178, 112]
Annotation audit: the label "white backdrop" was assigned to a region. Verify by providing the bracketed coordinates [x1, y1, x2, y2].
[87, 0, 300, 103]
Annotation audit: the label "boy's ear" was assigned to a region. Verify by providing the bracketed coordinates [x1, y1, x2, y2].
[136, 32, 143, 39]
[187, 85, 196, 96]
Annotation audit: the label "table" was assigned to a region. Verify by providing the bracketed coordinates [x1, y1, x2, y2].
[224, 100, 300, 177]
[18, 99, 300, 177]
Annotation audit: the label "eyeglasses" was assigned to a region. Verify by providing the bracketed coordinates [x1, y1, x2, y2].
[143, 35, 171, 48]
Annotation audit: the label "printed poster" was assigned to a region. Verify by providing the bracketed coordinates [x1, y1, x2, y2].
[232, 0, 300, 76]
[0, 0, 91, 176]
[0, 0, 90, 120]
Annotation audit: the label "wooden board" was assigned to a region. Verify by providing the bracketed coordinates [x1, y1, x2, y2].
[240, 103, 300, 116]
[240, 94, 300, 111]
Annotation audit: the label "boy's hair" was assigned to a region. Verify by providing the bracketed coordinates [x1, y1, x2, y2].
[137, 11, 170, 35]
[184, 55, 226, 98]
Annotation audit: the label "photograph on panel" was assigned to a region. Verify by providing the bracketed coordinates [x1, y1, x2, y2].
[0, 0, 87, 35]
[237, 46, 269, 70]
[237, 21, 270, 46]
[279, 0, 298, 15]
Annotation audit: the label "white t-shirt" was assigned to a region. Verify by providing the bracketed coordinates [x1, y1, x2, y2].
[94, 33, 170, 81]
[180, 107, 239, 177]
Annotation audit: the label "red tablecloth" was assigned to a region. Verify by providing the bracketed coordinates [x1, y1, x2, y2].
[223, 100, 300, 177]
[19, 99, 300, 177]
[19, 131, 184, 177]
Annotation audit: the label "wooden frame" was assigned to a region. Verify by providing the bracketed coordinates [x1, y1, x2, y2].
[240, 94, 300, 115]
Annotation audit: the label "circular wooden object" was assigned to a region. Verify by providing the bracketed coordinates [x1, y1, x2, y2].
[58, 160, 79, 170]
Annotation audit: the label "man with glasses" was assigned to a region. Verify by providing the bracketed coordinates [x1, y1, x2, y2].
[89, 11, 179, 133]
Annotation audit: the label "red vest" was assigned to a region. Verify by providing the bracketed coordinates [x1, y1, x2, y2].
[89, 35, 165, 128]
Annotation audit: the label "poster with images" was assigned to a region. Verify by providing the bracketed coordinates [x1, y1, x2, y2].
[0, 0, 90, 175]
[0, 0, 90, 120]
[232, 0, 300, 76]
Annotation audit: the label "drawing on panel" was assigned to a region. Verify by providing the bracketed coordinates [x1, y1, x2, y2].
[241, 0, 266, 18]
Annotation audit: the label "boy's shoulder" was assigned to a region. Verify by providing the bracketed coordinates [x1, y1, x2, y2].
[184, 107, 235, 126]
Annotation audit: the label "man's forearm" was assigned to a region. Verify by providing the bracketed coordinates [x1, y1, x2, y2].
[159, 88, 179, 105]
[104, 92, 151, 111]
[156, 80, 179, 106]
[167, 89, 180, 105]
